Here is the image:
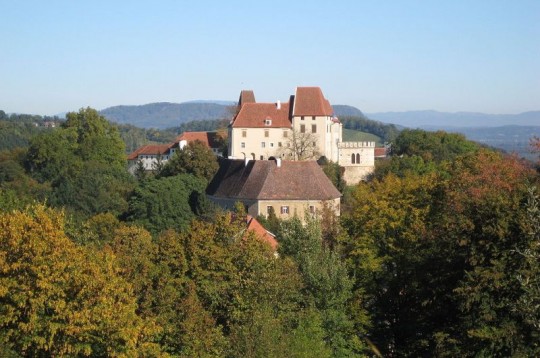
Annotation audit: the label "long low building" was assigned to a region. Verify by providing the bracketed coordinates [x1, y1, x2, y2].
[127, 131, 223, 174]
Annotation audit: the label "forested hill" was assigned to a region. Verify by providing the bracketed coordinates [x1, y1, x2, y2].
[100, 102, 232, 129]
[100, 102, 369, 129]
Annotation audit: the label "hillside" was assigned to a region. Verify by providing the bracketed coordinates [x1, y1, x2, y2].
[100, 102, 231, 129]
[333, 105, 366, 118]
[342, 129, 383, 145]
[101, 102, 371, 130]
[98, 101, 540, 159]
[366, 110, 540, 128]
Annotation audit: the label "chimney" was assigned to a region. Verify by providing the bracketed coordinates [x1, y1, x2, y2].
[276, 100, 281, 110]
[276, 157, 281, 168]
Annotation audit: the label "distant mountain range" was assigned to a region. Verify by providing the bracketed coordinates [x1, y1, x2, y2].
[366, 110, 540, 128]
[98, 101, 539, 159]
[100, 101, 539, 130]
[99, 102, 369, 129]
[100, 102, 233, 129]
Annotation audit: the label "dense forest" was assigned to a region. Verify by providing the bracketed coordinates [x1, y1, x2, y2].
[1, 108, 539, 356]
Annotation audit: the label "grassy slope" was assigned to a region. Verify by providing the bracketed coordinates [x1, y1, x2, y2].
[342, 128, 383, 145]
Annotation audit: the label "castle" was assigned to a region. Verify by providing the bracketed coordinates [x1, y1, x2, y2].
[228, 87, 375, 183]
[127, 87, 376, 184]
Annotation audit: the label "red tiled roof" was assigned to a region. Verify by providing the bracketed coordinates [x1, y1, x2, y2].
[127, 144, 172, 160]
[207, 159, 341, 201]
[232, 102, 291, 128]
[374, 147, 387, 157]
[245, 215, 278, 251]
[293, 87, 333, 116]
[174, 131, 220, 148]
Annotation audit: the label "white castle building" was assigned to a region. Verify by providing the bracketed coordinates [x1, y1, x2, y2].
[228, 87, 375, 183]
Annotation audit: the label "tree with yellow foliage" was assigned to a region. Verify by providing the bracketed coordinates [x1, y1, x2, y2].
[0, 205, 161, 356]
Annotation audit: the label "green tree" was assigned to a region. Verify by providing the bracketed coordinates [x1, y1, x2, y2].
[392, 129, 478, 163]
[126, 174, 207, 235]
[25, 107, 133, 217]
[63, 107, 126, 167]
[279, 217, 366, 356]
[161, 140, 218, 181]
[318, 157, 346, 193]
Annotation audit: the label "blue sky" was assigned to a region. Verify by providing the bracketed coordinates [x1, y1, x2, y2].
[1, 0, 539, 115]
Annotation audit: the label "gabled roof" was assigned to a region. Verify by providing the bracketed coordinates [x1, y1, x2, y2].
[293, 87, 333, 117]
[174, 131, 220, 148]
[231, 102, 291, 128]
[127, 144, 172, 160]
[207, 159, 341, 201]
[245, 215, 278, 251]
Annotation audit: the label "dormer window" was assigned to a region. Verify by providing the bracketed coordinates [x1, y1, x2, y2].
[265, 118, 272, 126]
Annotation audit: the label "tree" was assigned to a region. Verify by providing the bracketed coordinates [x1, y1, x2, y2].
[0, 205, 160, 356]
[318, 157, 346, 193]
[278, 129, 321, 160]
[278, 217, 367, 356]
[161, 140, 218, 180]
[342, 171, 443, 356]
[392, 129, 478, 163]
[24, 107, 133, 218]
[125, 174, 207, 235]
[514, 186, 540, 347]
[440, 150, 538, 356]
[62, 107, 126, 167]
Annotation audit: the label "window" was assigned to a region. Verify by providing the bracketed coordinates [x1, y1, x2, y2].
[300, 124, 305, 133]
[241, 142, 245, 148]
[260, 155, 264, 160]
[301, 116, 305, 120]
[309, 205, 316, 214]
[312, 124, 317, 133]
[351, 153, 355, 164]
[281, 206, 289, 214]
[265, 119, 272, 126]
[278, 142, 282, 147]
[264, 130, 269, 137]
[283, 130, 288, 138]
[270, 142, 274, 147]
[312, 116, 316, 120]
[267, 206, 273, 215]
[312, 141, 316, 147]
[356, 153, 360, 164]
[242, 130, 247, 138]
[261, 142, 266, 148]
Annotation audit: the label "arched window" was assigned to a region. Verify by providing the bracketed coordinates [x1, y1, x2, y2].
[351, 153, 356, 164]
[356, 153, 360, 164]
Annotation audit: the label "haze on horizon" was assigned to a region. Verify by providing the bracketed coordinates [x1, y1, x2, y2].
[1, 1, 538, 116]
